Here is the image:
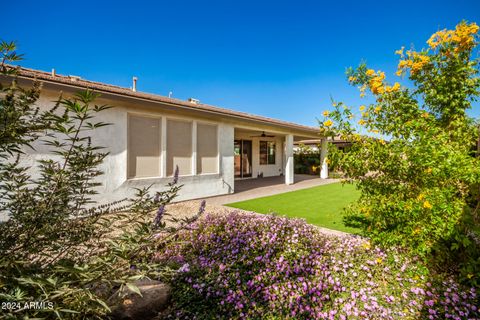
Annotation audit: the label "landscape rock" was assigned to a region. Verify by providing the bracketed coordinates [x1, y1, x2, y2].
[108, 279, 171, 320]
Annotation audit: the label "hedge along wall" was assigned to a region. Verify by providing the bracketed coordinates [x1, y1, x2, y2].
[294, 144, 321, 175]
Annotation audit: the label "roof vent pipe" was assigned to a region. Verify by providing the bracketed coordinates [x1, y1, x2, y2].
[132, 77, 138, 92]
[188, 98, 200, 104]
[51, 68, 56, 76]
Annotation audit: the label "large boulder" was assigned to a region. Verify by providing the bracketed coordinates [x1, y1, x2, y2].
[108, 279, 171, 319]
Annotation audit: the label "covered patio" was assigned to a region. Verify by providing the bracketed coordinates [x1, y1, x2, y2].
[233, 127, 329, 188]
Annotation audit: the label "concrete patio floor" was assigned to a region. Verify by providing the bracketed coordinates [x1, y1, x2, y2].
[206, 174, 339, 205]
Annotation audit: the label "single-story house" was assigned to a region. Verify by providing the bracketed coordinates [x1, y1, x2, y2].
[2, 67, 329, 203]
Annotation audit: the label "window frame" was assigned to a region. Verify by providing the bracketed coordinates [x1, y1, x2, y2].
[196, 121, 220, 175]
[166, 118, 194, 177]
[126, 113, 162, 179]
[126, 112, 221, 180]
[259, 140, 276, 165]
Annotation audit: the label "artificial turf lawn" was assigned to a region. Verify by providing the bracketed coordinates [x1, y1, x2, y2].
[226, 182, 361, 233]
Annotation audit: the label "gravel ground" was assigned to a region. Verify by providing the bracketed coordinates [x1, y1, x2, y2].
[164, 199, 351, 238]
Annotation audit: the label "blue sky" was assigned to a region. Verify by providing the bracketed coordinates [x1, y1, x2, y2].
[3, 0, 480, 126]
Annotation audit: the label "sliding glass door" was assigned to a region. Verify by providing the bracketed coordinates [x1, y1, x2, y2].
[234, 140, 252, 178]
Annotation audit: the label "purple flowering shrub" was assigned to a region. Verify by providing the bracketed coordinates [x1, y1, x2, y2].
[157, 212, 479, 319]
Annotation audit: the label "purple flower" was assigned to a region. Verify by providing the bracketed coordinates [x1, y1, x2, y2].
[154, 212, 480, 319]
[198, 199, 206, 215]
[178, 263, 190, 273]
[154, 204, 165, 227]
[173, 165, 179, 184]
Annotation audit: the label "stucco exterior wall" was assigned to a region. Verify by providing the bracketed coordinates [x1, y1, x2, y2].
[15, 90, 236, 207]
[0, 72, 323, 222]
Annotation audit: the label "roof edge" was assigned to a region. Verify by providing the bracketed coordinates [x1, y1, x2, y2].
[7, 65, 320, 135]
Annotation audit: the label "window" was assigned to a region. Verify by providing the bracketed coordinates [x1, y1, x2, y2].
[128, 115, 161, 178]
[167, 119, 192, 176]
[259, 141, 276, 165]
[197, 123, 218, 174]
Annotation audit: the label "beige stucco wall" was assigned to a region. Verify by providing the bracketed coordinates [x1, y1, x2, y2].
[11, 89, 235, 209]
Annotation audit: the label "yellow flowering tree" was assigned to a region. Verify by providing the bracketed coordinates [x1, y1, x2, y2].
[320, 21, 480, 283]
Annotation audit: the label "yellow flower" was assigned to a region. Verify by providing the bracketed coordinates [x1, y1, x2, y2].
[421, 112, 430, 118]
[362, 241, 371, 250]
[395, 47, 404, 56]
[359, 105, 366, 111]
[418, 55, 430, 64]
[471, 23, 479, 34]
[348, 76, 357, 82]
[413, 227, 421, 235]
[376, 258, 383, 264]
[423, 200, 433, 209]
[398, 53, 430, 76]
[332, 102, 337, 107]
[323, 110, 330, 117]
[368, 71, 386, 94]
[374, 106, 382, 113]
[392, 82, 401, 91]
[348, 114, 354, 120]
[398, 60, 410, 69]
[425, 168, 432, 173]
[427, 32, 441, 49]
[366, 69, 375, 76]
[379, 139, 386, 145]
[358, 119, 366, 126]
[467, 273, 474, 279]
[323, 119, 333, 127]
[452, 22, 479, 52]
[360, 92, 366, 98]
[417, 193, 425, 201]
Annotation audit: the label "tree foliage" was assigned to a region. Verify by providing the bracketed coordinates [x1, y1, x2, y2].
[0, 41, 200, 319]
[320, 22, 480, 284]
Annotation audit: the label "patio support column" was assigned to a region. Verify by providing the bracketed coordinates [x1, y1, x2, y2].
[320, 138, 328, 179]
[285, 134, 294, 185]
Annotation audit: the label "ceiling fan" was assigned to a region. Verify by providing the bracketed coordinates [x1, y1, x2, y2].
[250, 131, 275, 138]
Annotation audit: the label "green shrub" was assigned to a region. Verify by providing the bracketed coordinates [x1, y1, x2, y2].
[294, 144, 320, 174]
[0, 41, 194, 319]
[320, 21, 480, 284]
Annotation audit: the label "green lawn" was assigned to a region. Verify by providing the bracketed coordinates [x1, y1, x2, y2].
[226, 182, 361, 233]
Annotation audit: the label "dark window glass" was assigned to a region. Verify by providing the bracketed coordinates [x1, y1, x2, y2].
[260, 141, 275, 165]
